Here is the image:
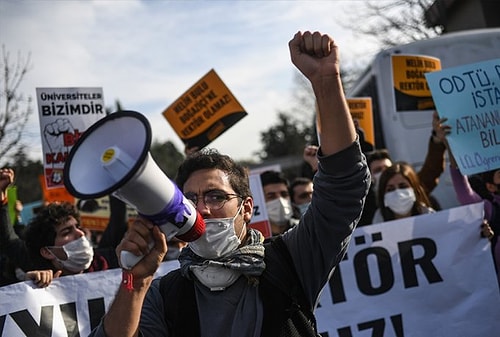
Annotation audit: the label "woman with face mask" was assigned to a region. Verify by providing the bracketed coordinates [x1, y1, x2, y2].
[372, 161, 435, 224]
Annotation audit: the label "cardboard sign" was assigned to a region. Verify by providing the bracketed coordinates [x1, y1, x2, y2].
[162, 69, 247, 149]
[392, 55, 441, 112]
[36, 87, 106, 189]
[39, 174, 75, 204]
[347, 97, 375, 150]
[425, 58, 500, 175]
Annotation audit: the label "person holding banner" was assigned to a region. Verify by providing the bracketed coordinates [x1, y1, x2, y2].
[1, 168, 128, 287]
[434, 117, 500, 285]
[1, 168, 62, 287]
[90, 30, 370, 337]
[361, 112, 447, 226]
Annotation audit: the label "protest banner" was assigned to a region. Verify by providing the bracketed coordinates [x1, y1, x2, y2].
[162, 69, 247, 150]
[347, 97, 375, 150]
[425, 58, 500, 175]
[36, 87, 106, 189]
[248, 174, 272, 238]
[1, 204, 499, 336]
[392, 55, 441, 112]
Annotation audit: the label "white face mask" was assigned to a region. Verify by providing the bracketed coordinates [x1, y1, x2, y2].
[189, 203, 244, 260]
[191, 264, 241, 291]
[47, 236, 94, 272]
[266, 197, 293, 225]
[384, 188, 416, 215]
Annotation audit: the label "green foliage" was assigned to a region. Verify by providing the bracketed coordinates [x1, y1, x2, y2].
[149, 140, 185, 179]
[257, 112, 314, 161]
[5, 146, 43, 203]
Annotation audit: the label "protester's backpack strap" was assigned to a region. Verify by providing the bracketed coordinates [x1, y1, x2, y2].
[260, 235, 320, 337]
[159, 269, 199, 337]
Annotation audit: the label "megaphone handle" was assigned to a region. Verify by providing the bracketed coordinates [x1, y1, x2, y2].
[120, 241, 154, 270]
[120, 251, 144, 270]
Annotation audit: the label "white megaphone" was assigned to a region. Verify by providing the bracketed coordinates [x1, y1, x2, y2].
[63, 110, 205, 269]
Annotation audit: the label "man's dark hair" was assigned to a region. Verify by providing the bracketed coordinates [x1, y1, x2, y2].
[260, 170, 289, 188]
[24, 202, 81, 270]
[290, 177, 312, 203]
[175, 148, 252, 198]
[367, 149, 392, 168]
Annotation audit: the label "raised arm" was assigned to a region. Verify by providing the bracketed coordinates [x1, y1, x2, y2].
[433, 115, 483, 206]
[288, 31, 356, 155]
[418, 111, 446, 194]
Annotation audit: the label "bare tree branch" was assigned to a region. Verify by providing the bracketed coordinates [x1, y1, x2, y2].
[340, 0, 442, 49]
[0, 45, 33, 165]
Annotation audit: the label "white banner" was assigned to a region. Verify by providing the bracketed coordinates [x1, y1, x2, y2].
[1, 203, 499, 336]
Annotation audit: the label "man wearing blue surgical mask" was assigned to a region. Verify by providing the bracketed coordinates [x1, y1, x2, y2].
[290, 177, 314, 217]
[260, 170, 300, 236]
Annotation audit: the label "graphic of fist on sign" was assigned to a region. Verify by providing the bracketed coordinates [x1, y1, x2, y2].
[43, 118, 81, 154]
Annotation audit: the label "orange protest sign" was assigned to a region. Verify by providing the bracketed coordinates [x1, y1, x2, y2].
[162, 69, 247, 149]
[39, 174, 75, 204]
[347, 97, 375, 148]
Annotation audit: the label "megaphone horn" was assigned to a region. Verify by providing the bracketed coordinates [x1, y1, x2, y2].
[63, 110, 205, 269]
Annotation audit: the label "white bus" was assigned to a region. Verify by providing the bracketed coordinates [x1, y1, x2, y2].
[347, 28, 500, 209]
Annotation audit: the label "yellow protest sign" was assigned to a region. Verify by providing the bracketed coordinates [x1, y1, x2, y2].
[162, 69, 247, 149]
[392, 55, 441, 111]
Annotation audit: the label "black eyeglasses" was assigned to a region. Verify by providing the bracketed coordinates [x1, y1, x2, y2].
[184, 190, 242, 210]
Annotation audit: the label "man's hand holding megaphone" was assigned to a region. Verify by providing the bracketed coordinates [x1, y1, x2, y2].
[117, 217, 167, 291]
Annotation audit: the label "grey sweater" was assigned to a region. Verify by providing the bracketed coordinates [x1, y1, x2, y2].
[89, 140, 370, 337]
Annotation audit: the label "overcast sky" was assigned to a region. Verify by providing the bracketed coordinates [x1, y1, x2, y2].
[0, 0, 381, 162]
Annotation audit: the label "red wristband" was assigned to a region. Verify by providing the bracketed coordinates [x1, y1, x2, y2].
[122, 270, 134, 292]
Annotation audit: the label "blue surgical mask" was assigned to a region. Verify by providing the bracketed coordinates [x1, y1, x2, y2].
[296, 202, 310, 216]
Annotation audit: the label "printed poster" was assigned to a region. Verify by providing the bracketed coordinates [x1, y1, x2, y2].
[36, 87, 106, 189]
[347, 97, 375, 151]
[392, 55, 441, 111]
[425, 58, 500, 175]
[162, 69, 247, 150]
